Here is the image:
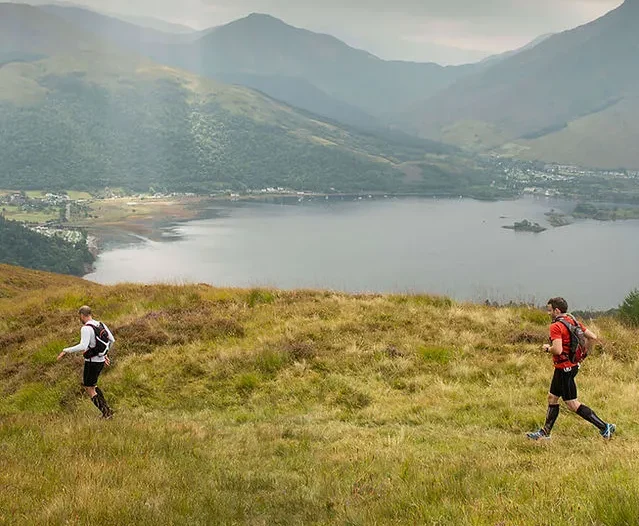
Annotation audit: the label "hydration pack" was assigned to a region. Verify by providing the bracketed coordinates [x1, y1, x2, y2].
[555, 314, 588, 364]
[83, 322, 110, 359]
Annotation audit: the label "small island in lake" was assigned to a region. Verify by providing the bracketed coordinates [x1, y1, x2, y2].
[502, 219, 547, 233]
[545, 210, 573, 227]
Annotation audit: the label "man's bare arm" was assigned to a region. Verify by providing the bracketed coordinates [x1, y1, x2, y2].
[543, 338, 564, 356]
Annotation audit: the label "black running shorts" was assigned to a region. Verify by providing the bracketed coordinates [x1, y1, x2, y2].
[549, 366, 579, 401]
[83, 361, 105, 387]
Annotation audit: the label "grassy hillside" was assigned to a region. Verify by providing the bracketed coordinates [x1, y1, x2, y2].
[1, 264, 638, 524]
[0, 263, 89, 298]
[511, 96, 639, 169]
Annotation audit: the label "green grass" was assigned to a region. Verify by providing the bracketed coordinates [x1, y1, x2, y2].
[65, 190, 93, 200]
[0, 205, 58, 223]
[1, 265, 638, 525]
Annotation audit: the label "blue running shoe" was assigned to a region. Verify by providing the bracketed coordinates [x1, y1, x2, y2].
[601, 423, 616, 439]
[527, 428, 550, 441]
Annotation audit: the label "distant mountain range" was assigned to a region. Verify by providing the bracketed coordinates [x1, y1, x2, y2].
[34, 6, 473, 131]
[0, 3, 466, 195]
[3, 0, 637, 174]
[402, 0, 639, 169]
[34, 4, 563, 137]
[478, 34, 553, 67]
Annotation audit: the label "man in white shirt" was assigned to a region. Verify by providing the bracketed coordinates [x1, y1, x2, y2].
[57, 305, 115, 418]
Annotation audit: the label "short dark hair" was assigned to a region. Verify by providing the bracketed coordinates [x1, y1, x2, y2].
[79, 305, 92, 316]
[547, 297, 568, 313]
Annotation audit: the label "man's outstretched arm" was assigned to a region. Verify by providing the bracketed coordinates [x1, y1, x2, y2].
[57, 326, 91, 360]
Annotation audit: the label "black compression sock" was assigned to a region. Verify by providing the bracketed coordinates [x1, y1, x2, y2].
[576, 405, 607, 432]
[95, 388, 112, 416]
[543, 404, 560, 435]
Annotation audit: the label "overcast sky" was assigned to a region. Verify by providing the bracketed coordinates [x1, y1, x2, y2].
[33, 0, 623, 64]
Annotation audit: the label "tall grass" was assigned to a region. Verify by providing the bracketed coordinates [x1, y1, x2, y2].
[1, 265, 638, 525]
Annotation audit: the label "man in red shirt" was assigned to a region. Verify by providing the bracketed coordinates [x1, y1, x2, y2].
[527, 297, 616, 440]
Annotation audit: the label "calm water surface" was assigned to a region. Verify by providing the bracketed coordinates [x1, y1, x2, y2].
[85, 197, 639, 310]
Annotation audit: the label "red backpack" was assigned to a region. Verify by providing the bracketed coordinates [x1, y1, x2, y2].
[555, 314, 588, 364]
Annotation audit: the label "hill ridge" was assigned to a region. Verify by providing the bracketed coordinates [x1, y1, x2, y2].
[401, 0, 639, 168]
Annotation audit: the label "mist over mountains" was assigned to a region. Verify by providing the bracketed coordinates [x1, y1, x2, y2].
[2, 3, 468, 194]
[1, 0, 637, 196]
[402, 0, 639, 169]
[35, 5, 481, 130]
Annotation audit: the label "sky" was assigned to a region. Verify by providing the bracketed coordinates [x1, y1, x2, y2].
[24, 0, 623, 64]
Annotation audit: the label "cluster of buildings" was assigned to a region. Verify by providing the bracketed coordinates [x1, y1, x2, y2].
[0, 192, 88, 245]
[28, 225, 85, 245]
[486, 156, 639, 198]
[0, 192, 73, 207]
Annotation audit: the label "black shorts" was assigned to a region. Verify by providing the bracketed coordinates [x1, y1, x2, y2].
[83, 361, 105, 387]
[549, 366, 579, 401]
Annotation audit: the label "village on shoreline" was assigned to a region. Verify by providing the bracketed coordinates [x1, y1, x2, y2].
[2, 156, 639, 255]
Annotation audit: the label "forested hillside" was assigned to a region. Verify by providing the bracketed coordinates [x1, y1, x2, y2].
[0, 3, 460, 194]
[0, 216, 93, 276]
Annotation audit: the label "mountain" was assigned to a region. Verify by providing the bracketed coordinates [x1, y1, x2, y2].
[0, 3, 96, 55]
[37, 5, 384, 129]
[36, 4, 184, 48]
[37, 6, 479, 130]
[179, 13, 477, 118]
[215, 72, 383, 130]
[479, 34, 553, 67]
[0, 262, 90, 298]
[115, 14, 195, 34]
[402, 0, 639, 169]
[0, 3, 459, 195]
[10, 0, 195, 33]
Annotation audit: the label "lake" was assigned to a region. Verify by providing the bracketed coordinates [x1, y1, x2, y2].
[84, 197, 639, 310]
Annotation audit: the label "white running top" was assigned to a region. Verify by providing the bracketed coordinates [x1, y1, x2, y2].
[63, 319, 115, 362]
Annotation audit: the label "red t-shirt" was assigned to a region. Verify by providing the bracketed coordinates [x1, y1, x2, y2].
[550, 316, 586, 369]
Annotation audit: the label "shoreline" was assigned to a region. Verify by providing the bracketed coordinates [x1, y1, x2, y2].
[79, 193, 522, 256]
[79, 192, 639, 259]
[21, 192, 639, 278]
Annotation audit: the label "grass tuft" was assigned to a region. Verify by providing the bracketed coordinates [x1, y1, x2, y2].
[246, 288, 277, 307]
[419, 345, 454, 364]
